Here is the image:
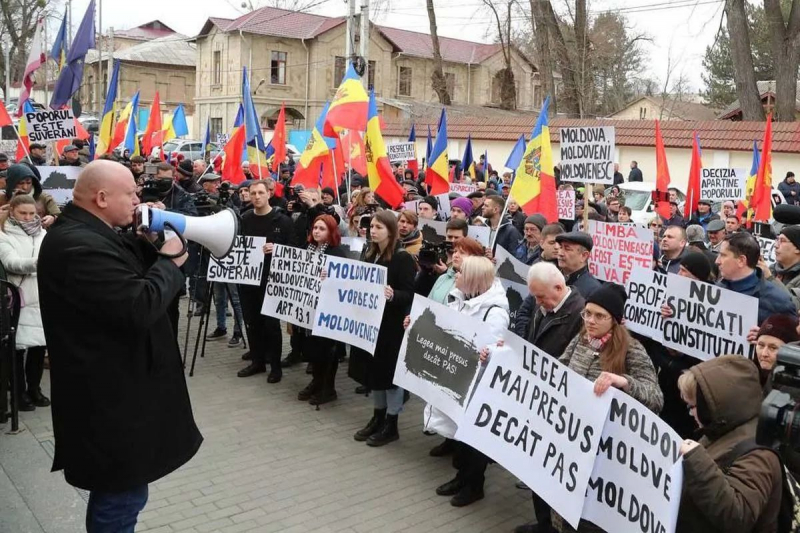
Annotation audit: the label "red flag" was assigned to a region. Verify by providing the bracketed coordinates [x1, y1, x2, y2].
[0, 101, 12, 127]
[222, 126, 246, 184]
[753, 115, 773, 222]
[320, 152, 338, 190]
[271, 104, 287, 173]
[142, 92, 162, 157]
[332, 139, 346, 186]
[341, 130, 367, 175]
[683, 133, 702, 219]
[654, 120, 671, 219]
[74, 118, 90, 140]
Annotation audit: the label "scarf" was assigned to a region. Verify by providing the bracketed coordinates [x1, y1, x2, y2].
[10, 215, 42, 236]
[401, 228, 420, 244]
[585, 331, 612, 352]
[307, 242, 328, 255]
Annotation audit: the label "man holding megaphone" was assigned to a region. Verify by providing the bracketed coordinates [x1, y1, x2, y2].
[38, 160, 203, 531]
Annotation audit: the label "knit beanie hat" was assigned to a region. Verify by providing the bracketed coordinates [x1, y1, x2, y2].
[782, 225, 800, 252]
[524, 214, 547, 231]
[421, 195, 439, 210]
[586, 283, 627, 323]
[757, 314, 800, 344]
[451, 197, 473, 215]
[680, 251, 713, 283]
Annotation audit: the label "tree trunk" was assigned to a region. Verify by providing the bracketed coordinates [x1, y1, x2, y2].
[764, 0, 800, 121]
[541, 0, 580, 116]
[426, 0, 452, 105]
[726, 0, 766, 120]
[530, 0, 557, 113]
[574, 0, 592, 117]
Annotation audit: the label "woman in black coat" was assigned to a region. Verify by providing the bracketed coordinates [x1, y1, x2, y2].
[298, 214, 346, 406]
[349, 210, 416, 447]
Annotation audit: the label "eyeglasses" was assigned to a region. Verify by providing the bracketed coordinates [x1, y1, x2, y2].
[580, 310, 612, 322]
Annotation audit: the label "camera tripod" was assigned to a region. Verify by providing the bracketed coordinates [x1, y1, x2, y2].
[182, 246, 248, 377]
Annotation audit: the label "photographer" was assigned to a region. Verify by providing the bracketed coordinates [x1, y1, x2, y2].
[415, 218, 469, 297]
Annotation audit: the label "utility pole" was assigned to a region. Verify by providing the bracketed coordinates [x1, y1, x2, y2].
[44, 17, 49, 105]
[3, 47, 9, 106]
[346, 0, 355, 64]
[67, 0, 73, 48]
[359, 0, 369, 86]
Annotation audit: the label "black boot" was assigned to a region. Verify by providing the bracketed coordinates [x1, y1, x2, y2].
[354, 409, 386, 441]
[297, 379, 319, 401]
[450, 485, 484, 507]
[17, 392, 35, 412]
[310, 358, 338, 406]
[367, 414, 399, 447]
[429, 438, 457, 457]
[28, 388, 50, 407]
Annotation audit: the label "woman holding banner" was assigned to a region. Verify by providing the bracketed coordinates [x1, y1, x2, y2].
[297, 215, 346, 406]
[350, 210, 416, 447]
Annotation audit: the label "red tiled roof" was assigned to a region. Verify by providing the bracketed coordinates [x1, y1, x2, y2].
[115, 21, 176, 41]
[376, 26, 502, 64]
[223, 6, 345, 40]
[207, 17, 233, 31]
[383, 116, 800, 153]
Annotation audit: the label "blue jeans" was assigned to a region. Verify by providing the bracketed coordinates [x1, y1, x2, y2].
[214, 282, 243, 335]
[373, 387, 405, 415]
[86, 485, 148, 533]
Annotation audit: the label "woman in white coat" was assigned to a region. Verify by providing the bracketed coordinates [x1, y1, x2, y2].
[426, 256, 509, 507]
[0, 195, 48, 411]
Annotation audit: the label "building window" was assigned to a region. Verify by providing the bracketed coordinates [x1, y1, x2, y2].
[210, 117, 223, 138]
[639, 106, 647, 119]
[271, 51, 287, 85]
[334, 56, 346, 87]
[213, 51, 221, 85]
[445, 72, 455, 101]
[534, 85, 543, 108]
[367, 60, 376, 90]
[491, 72, 502, 104]
[399, 66, 412, 96]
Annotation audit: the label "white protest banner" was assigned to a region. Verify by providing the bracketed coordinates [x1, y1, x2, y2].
[700, 168, 747, 202]
[455, 334, 612, 529]
[581, 391, 683, 533]
[262, 244, 326, 327]
[624, 268, 668, 339]
[757, 236, 776, 266]
[419, 218, 491, 248]
[395, 296, 497, 420]
[450, 182, 477, 196]
[558, 189, 576, 220]
[498, 278, 528, 335]
[340, 236, 366, 261]
[559, 126, 615, 185]
[312, 256, 388, 354]
[25, 108, 76, 142]
[387, 142, 417, 163]
[207, 236, 266, 286]
[37, 166, 81, 205]
[494, 246, 529, 285]
[661, 274, 759, 361]
[587, 220, 653, 285]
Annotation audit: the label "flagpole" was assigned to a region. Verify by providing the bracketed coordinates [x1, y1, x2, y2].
[490, 195, 512, 252]
[346, 130, 352, 202]
[331, 135, 342, 206]
[13, 127, 31, 163]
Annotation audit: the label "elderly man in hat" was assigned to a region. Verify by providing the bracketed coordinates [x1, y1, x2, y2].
[514, 214, 547, 266]
[706, 219, 727, 253]
[688, 198, 719, 232]
[29, 143, 47, 165]
[664, 199, 685, 228]
[59, 145, 84, 167]
[555, 231, 601, 298]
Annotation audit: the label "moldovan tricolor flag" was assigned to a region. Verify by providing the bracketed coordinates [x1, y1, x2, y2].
[510, 96, 557, 222]
[425, 109, 449, 195]
[323, 63, 369, 136]
[15, 101, 35, 162]
[96, 59, 120, 158]
[365, 90, 405, 208]
[407, 124, 419, 177]
[342, 130, 367, 176]
[122, 92, 141, 157]
[17, 18, 45, 117]
[753, 114, 773, 222]
[293, 103, 335, 189]
[737, 141, 761, 223]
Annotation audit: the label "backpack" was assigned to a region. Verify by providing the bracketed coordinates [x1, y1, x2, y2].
[720, 439, 800, 533]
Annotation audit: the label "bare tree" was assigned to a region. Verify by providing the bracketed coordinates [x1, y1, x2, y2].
[482, 0, 516, 110]
[426, 0, 451, 105]
[540, 1, 581, 116]
[0, 0, 47, 98]
[529, 0, 556, 113]
[725, 0, 766, 120]
[764, 0, 800, 121]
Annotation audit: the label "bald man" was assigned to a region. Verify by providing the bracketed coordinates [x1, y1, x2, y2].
[38, 160, 203, 531]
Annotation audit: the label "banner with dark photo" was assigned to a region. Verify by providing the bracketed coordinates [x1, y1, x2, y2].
[340, 237, 367, 261]
[262, 244, 327, 328]
[493, 246, 529, 285]
[394, 296, 497, 420]
[581, 391, 683, 533]
[624, 267, 667, 339]
[661, 274, 758, 361]
[498, 278, 528, 334]
[418, 218, 491, 248]
[207, 235, 266, 286]
[455, 333, 612, 529]
[37, 166, 81, 205]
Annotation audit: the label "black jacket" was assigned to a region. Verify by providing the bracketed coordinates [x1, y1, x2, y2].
[491, 214, 522, 255]
[238, 208, 294, 294]
[628, 167, 643, 182]
[37, 204, 202, 491]
[523, 289, 585, 358]
[565, 265, 602, 298]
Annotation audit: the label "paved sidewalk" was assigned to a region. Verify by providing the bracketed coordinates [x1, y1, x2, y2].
[1, 311, 530, 533]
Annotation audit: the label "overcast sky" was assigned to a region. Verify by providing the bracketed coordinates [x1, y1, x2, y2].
[56, 0, 725, 93]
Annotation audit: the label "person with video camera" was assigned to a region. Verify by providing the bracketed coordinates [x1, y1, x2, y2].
[238, 180, 294, 382]
[38, 160, 202, 531]
[415, 219, 469, 297]
[350, 210, 416, 446]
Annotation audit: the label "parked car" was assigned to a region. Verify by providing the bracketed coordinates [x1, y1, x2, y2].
[605, 182, 686, 226]
[78, 114, 100, 133]
[152, 140, 222, 161]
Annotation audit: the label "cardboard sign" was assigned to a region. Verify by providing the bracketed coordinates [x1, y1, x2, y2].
[624, 268, 668, 339]
[700, 168, 747, 202]
[455, 334, 612, 529]
[757, 236, 776, 266]
[207, 236, 266, 286]
[559, 126, 615, 185]
[581, 391, 683, 533]
[25, 109, 76, 142]
[450, 182, 477, 196]
[395, 296, 497, 420]
[587, 220, 653, 285]
[262, 244, 326, 327]
[499, 278, 528, 334]
[38, 166, 81, 205]
[387, 142, 417, 163]
[419, 218, 491, 248]
[312, 256, 388, 354]
[661, 274, 759, 361]
[558, 189, 576, 220]
[494, 246, 530, 285]
[404, 193, 451, 221]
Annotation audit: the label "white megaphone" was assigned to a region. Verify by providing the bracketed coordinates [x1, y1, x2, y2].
[135, 206, 239, 258]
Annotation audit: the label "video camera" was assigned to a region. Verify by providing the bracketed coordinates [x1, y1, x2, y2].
[358, 204, 380, 234]
[757, 343, 800, 451]
[218, 181, 234, 206]
[140, 177, 173, 203]
[418, 240, 453, 269]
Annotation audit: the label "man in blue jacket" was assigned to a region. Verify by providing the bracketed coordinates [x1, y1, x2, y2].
[778, 171, 800, 205]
